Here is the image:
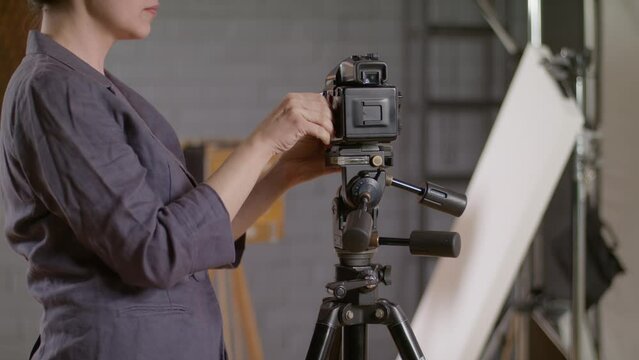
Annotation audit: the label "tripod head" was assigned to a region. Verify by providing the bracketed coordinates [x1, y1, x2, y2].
[327, 142, 467, 269]
[322, 54, 467, 269]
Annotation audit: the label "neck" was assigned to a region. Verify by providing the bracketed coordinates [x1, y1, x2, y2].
[40, 5, 115, 75]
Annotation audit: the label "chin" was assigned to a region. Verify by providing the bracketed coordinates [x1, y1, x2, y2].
[119, 25, 152, 40]
[133, 26, 152, 39]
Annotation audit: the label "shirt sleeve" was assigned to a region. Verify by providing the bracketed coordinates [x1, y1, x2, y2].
[14, 70, 236, 289]
[223, 234, 246, 269]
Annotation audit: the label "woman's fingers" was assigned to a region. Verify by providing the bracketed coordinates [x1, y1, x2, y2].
[295, 94, 334, 135]
[257, 92, 334, 155]
[304, 121, 332, 145]
[298, 107, 333, 136]
[283, 93, 333, 137]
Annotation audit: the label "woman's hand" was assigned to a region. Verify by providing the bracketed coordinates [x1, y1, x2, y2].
[275, 136, 340, 189]
[207, 92, 335, 225]
[250, 93, 334, 156]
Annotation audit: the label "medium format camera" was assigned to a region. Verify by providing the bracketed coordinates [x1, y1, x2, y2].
[323, 54, 399, 144]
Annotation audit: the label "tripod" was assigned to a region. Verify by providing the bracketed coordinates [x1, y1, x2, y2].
[305, 145, 467, 360]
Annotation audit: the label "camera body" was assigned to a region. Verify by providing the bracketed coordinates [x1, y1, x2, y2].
[324, 54, 399, 144]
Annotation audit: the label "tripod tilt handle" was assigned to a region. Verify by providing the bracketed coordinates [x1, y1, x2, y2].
[387, 176, 467, 217]
[421, 182, 467, 217]
[379, 231, 461, 258]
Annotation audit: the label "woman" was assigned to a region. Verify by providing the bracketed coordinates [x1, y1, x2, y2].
[0, 0, 336, 358]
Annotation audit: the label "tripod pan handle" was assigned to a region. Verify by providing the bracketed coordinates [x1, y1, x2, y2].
[409, 230, 461, 258]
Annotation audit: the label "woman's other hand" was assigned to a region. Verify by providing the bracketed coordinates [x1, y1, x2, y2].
[275, 136, 341, 189]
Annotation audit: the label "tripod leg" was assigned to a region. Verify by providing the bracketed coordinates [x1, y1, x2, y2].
[343, 324, 367, 360]
[382, 301, 426, 360]
[329, 327, 342, 360]
[306, 301, 343, 360]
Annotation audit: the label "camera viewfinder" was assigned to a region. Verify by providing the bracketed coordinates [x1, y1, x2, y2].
[361, 70, 381, 85]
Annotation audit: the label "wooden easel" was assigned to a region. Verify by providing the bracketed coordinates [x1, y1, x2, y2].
[210, 265, 265, 360]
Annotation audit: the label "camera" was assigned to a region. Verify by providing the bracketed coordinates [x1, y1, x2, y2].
[305, 55, 466, 360]
[323, 54, 399, 144]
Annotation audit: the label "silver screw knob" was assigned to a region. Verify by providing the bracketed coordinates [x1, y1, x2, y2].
[345, 310, 354, 320]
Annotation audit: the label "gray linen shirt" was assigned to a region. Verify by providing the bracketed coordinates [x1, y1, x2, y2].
[0, 31, 244, 359]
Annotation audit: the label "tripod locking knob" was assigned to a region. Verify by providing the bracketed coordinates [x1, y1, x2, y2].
[326, 274, 380, 299]
[380, 265, 392, 285]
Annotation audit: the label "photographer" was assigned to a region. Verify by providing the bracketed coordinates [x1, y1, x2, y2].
[0, 0, 336, 359]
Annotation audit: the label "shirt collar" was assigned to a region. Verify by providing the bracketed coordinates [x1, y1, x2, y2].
[26, 30, 115, 90]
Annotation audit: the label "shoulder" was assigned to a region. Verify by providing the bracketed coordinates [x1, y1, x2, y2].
[27, 59, 96, 99]
[2, 56, 118, 137]
[7, 54, 113, 109]
[1, 57, 68, 136]
[23, 55, 118, 112]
